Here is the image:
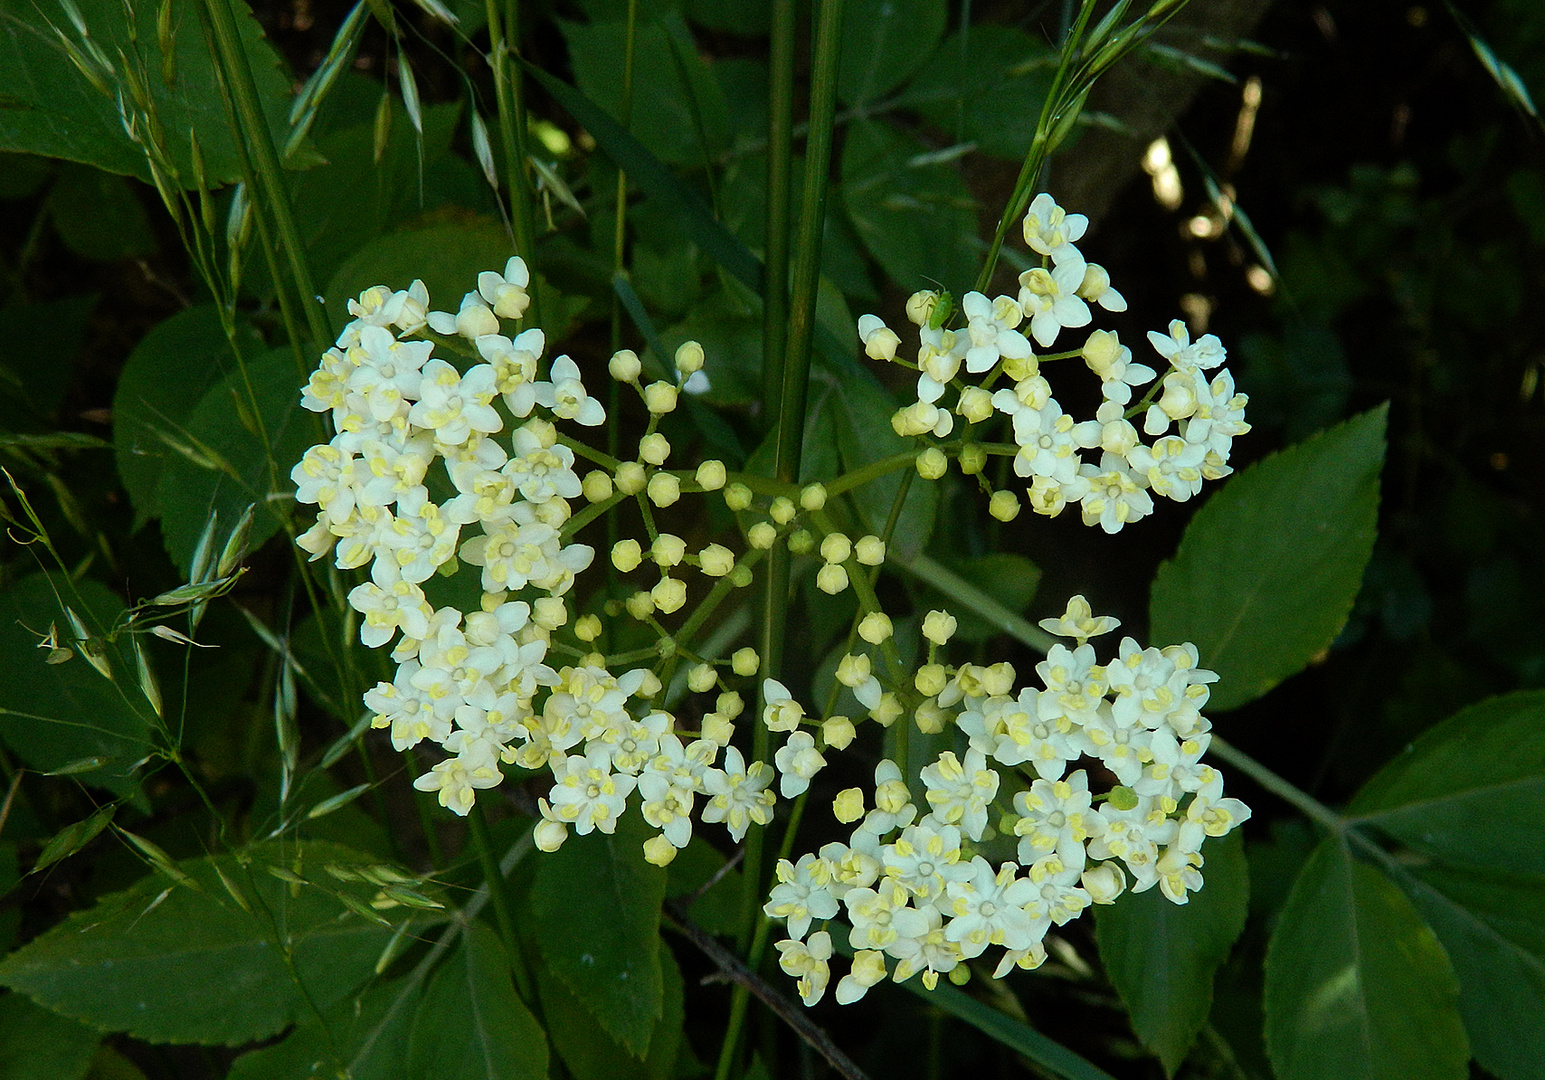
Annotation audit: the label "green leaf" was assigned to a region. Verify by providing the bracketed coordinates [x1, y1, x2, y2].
[1347, 690, 1545, 871]
[830, 364, 938, 558]
[0, 842, 427, 1046]
[561, 12, 729, 167]
[1149, 404, 1387, 711]
[112, 305, 262, 530]
[0, 575, 152, 801]
[227, 975, 421, 1080]
[897, 977, 1116, 1080]
[323, 222, 523, 324]
[0, 296, 97, 422]
[837, 0, 946, 107]
[900, 26, 1057, 159]
[842, 119, 978, 294]
[1386, 864, 1545, 1080]
[528, 822, 666, 1056]
[154, 349, 315, 576]
[0, 992, 99, 1080]
[1094, 830, 1249, 1075]
[407, 922, 548, 1080]
[1263, 836, 1468, 1080]
[45, 164, 155, 261]
[1346, 690, 1545, 1079]
[0, 0, 295, 185]
[537, 939, 683, 1080]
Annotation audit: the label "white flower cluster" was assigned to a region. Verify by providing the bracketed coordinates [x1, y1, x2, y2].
[857, 193, 1251, 533]
[290, 262, 805, 866]
[764, 596, 1250, 1006]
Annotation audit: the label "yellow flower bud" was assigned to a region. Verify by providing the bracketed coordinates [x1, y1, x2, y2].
[769, 496, 796, 525]
[858, 612, 893, 644]
[870, 693, 903, 726]
[687, 663, 717, 693]
[611, 539, 643, 572]
[638, 432, 671, 465]
[532, 596, 567, 630]
[651, 575, 687, 613]
[674, 339, 705, 376]
[614, 461, 646, 494]
[582, 469, 614, 502]
[799, 483, 828, 511]
[914, 663, 947, 697]
[914, 699, 949, 734]
[651, 533, 686, 567]
[723, 481, 752, 510]
[816, 563, 850, 594]
[957, 443, 988, 475]
[717, 690, 745, 718]
[989, 489, 1021, 521]
[697, 543, 735, 577]
[819, 533, 852, 564]
[574, 614, 602, 642]
[642, 381, 678, 414]
[916, 448, 948, 480]
[701, 712, 735, 745]
[731, 647, 760, 677]
[625, 590, 655, 620]
[922, 610, 958, 645]
[854, 535, 886, 565]
[609, 349, 642, 383]
[822, 715, 856, 750]
[956, 386, 995, 424]
[748, 522, 777, 550]
[696, 459, 728, 490]
[647, 472, 681, 507]
[643, 833, 679, 866]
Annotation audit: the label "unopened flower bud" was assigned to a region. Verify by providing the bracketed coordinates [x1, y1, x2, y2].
[698, 543, 735, 577]
[696, 459, 728, 490]
[636, 670, 663, 698]
[982, 662, 1016, 697]
[957, 444, 987, 475]
[643, 833, 679, 866]
[575, 614, 602, 642]
[723, 481, 752, 510]
[651, 533, 686, 567]
[647, 472, 681, 507]
[612, 539, 643, 572]
[643, 381, 678, 414]
[532, 596, 567, 630]
[614, 461, 646, 494]
[822, 715, 856, 750]
[731, 648, 760, 677]
[651, 576, 687, 613]
[717, 690, 745, 718]
[836, 653, 872, 687]
[916, 448, 948, 480]
[748, 522, 777, 550]
[833, 788, 865, 824]
[914, 699, 949, 733]
[638, 432, 671, 465]
[956, 386, 995, 424]
[816, 564, 849, 594]
[914, 664, 947, 697]
[906, 290, 940, 327]
[786, 529, 814, 555]
[922, 610, 958, 645]
[729, 564, 753, 587]
[625, 590, 655, 620]
[989, 490, 1021, 522]
[769, 497, 796, 525]
[1081, 862, 1127, 904]
[858, 612, 893, 644]
[582, 470, 614, 502]
[688, 664, 717, 693]
[854, 535, 886, 565]
[820, 533, 852, 564]
[609, 349, 642, 383]
[674, 340, 705, 376]
[870, 693, 903, 726]
[857, 314, 900, 361]
[799, 483, 828, 511]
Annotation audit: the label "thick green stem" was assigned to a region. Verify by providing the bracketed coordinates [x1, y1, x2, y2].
[487, 0, 540, 326]
[468, 804, 537, 1005]
[1207, 736, 1346, 836]
[760, 0, 796, 411]
[200, 0, 329, 348]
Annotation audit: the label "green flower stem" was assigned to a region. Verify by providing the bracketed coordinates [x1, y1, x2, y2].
[1205, 736, 1347, 836]
[760, 0, 797, 412]
[199, 0, 329, 349]
[487, 0, 540, 328]
[895, 553, 1060, 654]
[468, 803, 537, 1006]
